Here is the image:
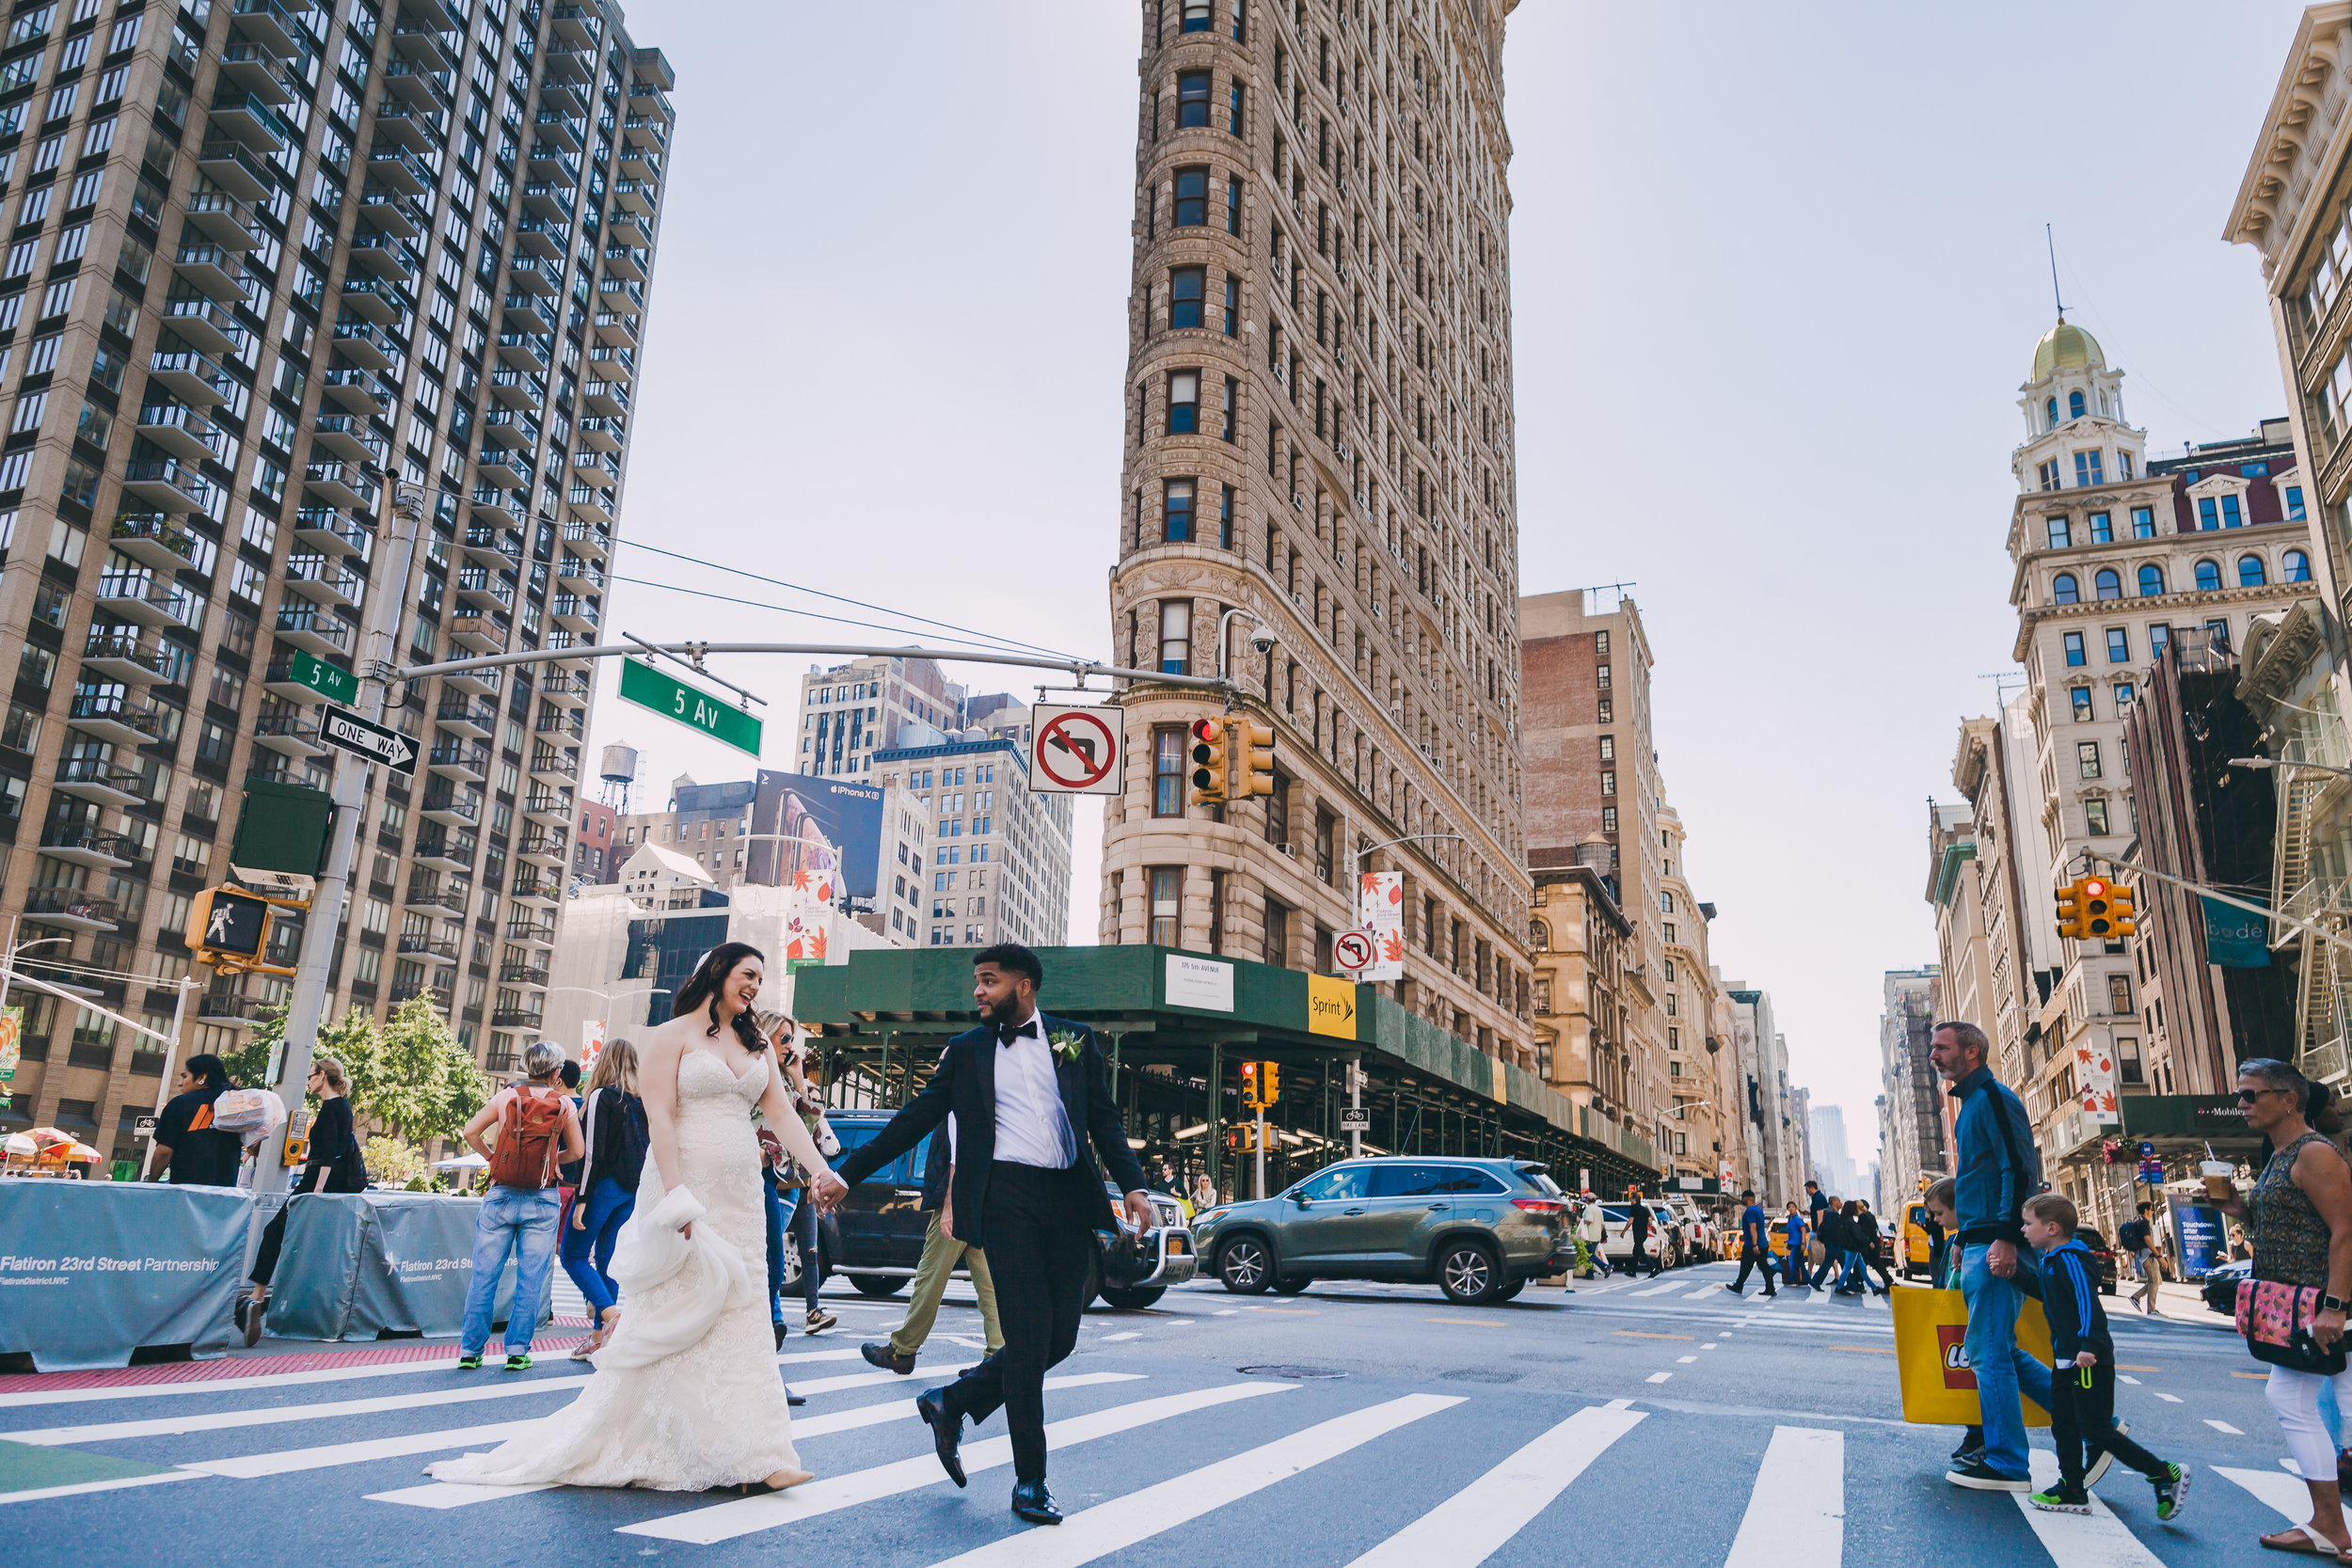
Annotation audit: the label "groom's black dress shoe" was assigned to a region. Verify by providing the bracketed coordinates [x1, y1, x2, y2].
[916, 1389, 965, 1488]
[1010, 1480, 1062, 1525]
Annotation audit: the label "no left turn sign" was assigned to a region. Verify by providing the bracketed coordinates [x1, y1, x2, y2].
[1334, 930, 1376, 973]
[1031, 705, 1123, 796]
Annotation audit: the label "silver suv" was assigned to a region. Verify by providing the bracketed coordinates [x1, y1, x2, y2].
[1190, 1156, 1574, 1306]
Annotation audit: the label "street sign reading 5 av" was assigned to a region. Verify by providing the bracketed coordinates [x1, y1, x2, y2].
[1031, 705, 1123, 796]
[619, 657, 764, 758]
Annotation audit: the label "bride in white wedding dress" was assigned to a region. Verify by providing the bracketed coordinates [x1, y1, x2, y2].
[427, 942, 846, 1494]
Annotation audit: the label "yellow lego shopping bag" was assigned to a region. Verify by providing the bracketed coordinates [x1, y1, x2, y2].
[1892, 1287, 2053, 1427]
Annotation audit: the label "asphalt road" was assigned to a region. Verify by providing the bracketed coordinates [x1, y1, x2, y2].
[0, 1260, 2317, 1566]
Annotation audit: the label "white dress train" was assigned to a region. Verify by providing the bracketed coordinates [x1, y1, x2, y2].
[425, 1050, 804, 1490]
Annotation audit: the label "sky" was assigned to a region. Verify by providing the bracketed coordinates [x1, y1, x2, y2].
[586, 0, 2314, 1164]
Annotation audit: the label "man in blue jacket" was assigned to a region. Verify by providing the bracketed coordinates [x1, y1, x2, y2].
[1931, 1019, 2054, 1491]
[1724, 1190, 1777, 1296]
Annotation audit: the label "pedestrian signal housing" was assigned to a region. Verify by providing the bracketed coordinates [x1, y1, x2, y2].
[2106, 882, 2137, 938]
[1187, 719, 1229, 807]
[2053, 879, 2086, 941]
[188, 886, 273, 966]
[1260, 1061, 1279, 1106]
[1242, 722, 1277, 798]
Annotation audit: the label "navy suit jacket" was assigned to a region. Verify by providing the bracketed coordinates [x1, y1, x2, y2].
[835, 1011, 1148, 1251]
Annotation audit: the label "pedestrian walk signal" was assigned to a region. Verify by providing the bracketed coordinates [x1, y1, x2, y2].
[1241, 722, 1277, 798]
[1187, 719, 1229, 806]
[187, 886, 273, 968]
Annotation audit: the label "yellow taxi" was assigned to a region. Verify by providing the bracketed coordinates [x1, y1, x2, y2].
[1900, 1202, 1935, 1280]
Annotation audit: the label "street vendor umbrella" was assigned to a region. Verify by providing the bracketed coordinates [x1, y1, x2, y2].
[429, 1151, 488, 1170]
[2, 1133, 34, 1158]
[58, 1142, 103, 1162]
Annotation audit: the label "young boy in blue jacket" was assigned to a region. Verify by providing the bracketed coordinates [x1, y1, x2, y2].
[2021, 1193, 2188, 1518]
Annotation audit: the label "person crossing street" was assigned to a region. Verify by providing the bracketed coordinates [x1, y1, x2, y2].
[1725, 1190, 1777, 1296]
[1624, 1190, 1657, 1278]
[862, 1104, 1005, 1375]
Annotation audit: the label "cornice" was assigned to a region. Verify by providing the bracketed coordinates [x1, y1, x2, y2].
[2227, 5, 2352, 272]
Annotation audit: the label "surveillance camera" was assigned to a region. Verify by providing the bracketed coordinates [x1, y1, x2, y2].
[1248, 626, 1277, 655]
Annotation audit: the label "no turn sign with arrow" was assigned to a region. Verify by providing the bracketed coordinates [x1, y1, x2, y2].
[1333, 930, 1376, 973]
[1031, 705, 1123, 796]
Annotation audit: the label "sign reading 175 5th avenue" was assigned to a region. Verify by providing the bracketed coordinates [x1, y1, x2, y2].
[619, 657, 763, 758]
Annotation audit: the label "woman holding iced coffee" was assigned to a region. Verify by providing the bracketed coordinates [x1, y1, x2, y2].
[2212, 1058, 2352, 1556]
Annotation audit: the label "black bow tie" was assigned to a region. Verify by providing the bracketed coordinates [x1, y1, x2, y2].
[996, 1019, 1036, 1048]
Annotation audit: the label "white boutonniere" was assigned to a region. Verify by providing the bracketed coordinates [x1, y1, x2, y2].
[1047, 1029, 1086, 1065]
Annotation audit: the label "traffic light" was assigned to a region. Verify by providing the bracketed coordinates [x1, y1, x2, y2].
[188, 886, 272, 967]
[2054, 878, 2086, 940]
[2080, 877, 2116, 940]
[1187, 718, 1229, 806]
[1241, 722, 1277, 797]
[1239, 1060, 1262, 1111]
[2106, 881, 2137, 938]
[1261, 1062, 1279, 1106]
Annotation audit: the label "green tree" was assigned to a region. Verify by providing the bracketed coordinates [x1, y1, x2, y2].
[351, 997, 488, 1144]
[219, 1004, 376, 1110]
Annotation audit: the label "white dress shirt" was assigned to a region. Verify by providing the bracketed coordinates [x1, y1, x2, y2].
[991, 1013, 1077, 1169]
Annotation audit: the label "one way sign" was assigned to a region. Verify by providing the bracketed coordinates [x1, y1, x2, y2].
[318, 704, 419, 775]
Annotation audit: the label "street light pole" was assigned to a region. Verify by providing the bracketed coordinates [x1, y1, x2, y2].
[1343, 833, 1466, 1157]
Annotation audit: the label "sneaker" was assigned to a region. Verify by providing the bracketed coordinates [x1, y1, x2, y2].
[456, 1353, 484, 1370]
[2029, 1482, 2092, 1514]
[1949, 1435, 1984, 1464]
[1947, 1461, 2031, 1492]
[805, 1307, 837, 1335]
[2150, 1462, 2189, 1521]
[503, 1353, 532, 1371]
[2085, 1424, 2129, 1487]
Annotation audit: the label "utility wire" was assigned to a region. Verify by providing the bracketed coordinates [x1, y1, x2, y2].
[618, 538, 1079, 663]
[608, 574, 1072, 661]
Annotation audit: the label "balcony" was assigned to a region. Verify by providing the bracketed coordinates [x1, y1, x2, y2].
[183, 189, 263, 249]
[561, 519, 610, 560]
[230, 0, 307, 55]
[540, 669, 591, 707]
[95, 573, 202, 632]
[293, 506, 374, 557]
[517, 827, 567, 866]
[596, 276, 644, 312]
[390, 23, 457, 71]
[499, 958, 551, 987]
[410, 829, 476, 873]
[440, 658, 501, 699]
[197, 993, 267, 1025]
[403, 881, 468, 918]
[497, 331, 551, 372]
[587, 343, 636, 381]
[618, 145, 662, 183]
[475, 446, 531, 489]
[302, 461, 381, 515]
[446, 613, 505, 654]
[390, 982, 455, 1009]
[340, 276, 408, 326]
[320, 367, 394, 420]
[521, 181, 576, 220]
[367, 146, 433, 195]
[401, 0, 463, 31]
[331, 317, 403, 372]
[582, 380, 629, 416]
[66, 688, 167, 748]
[275, 605, 356, 658]
[606, 211, 654, 248]
[622, 114, 667, 152]
[573, 448, 621, 483]
[487, 366, 547, 409]
[533, 110, 585, 154]
[39, 827, 131, 871]
[490, 1005, 545, 1029]
[252, 710, 326, 757]
[505, 916, 556, 947]
[550, 594, 598, 633]
[567, 485, 617, 526]
[554, 556, 605, 593]
[24, 888, 121, 932]
[161, 295, 251, 357]
[544, 42, 596, 83]
[434, 696, 497, 738]
[529, 744, 579, 784]
[534, 708, 585, 743]
[81, 627, 173, 686]
[371, 103, 445, 152]
[211, 90, 292, 152]
[427, 739, 490, 782]
[594, 311, 640, 347]
[552, 2, 601, 42]
[53, 753, 143, 807]
[196, 138, 275, 200]
[282, 553, 364, 609]
[108, 513, 202, 572]
[382, 58, 453, 111]
[120, 458, 215, 513]
[513, 216, 567, 259]
[509, 871, 558, 906]
[453, 567, 515, 613]
[420, 784, 482, 827]
[358, 185, 427, 239]
[396, 932, 462, 964]
[507, 257, 559, 297]
[311, 413, 389, 465]
[149, 348, 234, 406]
[468, 486, 523, 528]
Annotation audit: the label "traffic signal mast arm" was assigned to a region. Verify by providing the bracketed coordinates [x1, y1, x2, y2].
[2089, 857, 2352, 961]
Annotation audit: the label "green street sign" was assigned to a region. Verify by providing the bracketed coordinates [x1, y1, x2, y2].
[284, 649, 358, 705]
[619, 657, 762, 757]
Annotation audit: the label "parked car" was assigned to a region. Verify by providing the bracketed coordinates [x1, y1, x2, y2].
[1598, 1203, 1684, 1269]
[2202, 1257, 2250, 1315]
[809, 1112, 1195, 1309]
[2073, 1227, 2120, 1295]
[1192, 1156, 1574, 1306]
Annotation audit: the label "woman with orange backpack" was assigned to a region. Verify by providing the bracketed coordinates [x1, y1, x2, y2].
[452, 1041, 584, 1370]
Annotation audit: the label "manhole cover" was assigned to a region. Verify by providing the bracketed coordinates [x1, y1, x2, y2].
[1441, 1368, 1523, 1384]
[1237, 1364, 1349, 1380]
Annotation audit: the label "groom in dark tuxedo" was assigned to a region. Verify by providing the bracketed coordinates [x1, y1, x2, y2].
[824, 942, 1152, 1525]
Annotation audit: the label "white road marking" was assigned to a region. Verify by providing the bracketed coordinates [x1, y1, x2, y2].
[2204, 1419, 2245, 1435]
[1213, 1309, 1239, 1316]
[1629, 1280, 1685, 1298]
[922, 1394, 1462, 1568]
[6, 1375, 592, 1447]
[1724, 1427, 1842, 1568]
[2153, 1393, 2183, 1403]
[1338, 1401, 1645, 1568]
[2215, 1465, 2316, 1523]
[0, 1469, 206, 1506]
[1677, 1356, 1697, 1364]
[1102, 1333, 1141, 1342]
[1683, 1286, 1722, 1301]
[618, 1381, 1293, 1544]
[2010, 1449, 2165, 1567]
[1645, 1372, 1673, 1384]
[1702, 1343, 1719, 1352]
[2116, 1375, 2140, 1386]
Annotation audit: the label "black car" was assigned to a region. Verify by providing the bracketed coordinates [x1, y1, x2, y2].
[803, 1111, 1193, 1309]
[2074, 1227, 2120, 1295]
[2202, 1258, 2250, 1315]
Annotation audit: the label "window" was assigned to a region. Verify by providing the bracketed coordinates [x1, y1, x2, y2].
[2062, 631, 2086, 667]
[1153, 729, 1184, 816]
[1168, 370, 1199, 432]
[2074, 450, 2104, 485]
[2195, 493, 2244, 531]
[2131, 506, 2155, 538]
[2239, 553, 2267, 587]
[2114, 682, 2135, 710]
[2137, 563, 2165, 596]
[1262, 896, 1288, 968]
[2287, 548, 2313, 583]
[1182, 0, 1212, 31]
[1163, 478, 1193, 543]
[2077, 740, 2102, 780]
[1221, 376, 1236, 440]
[1223, 273, 1240, 331]
[1169, 266, 1204, 328]
[2085, 798, 2110, 835]
[1219, 483, 1234, 546]
[2038, 459, 2061, 491]
[2070, 689, 2092, 722]
[1159, 598, 1191, 674]
[2052, 573, 2078, 604]
[1598, 736, 1614, 761]
[2288, 485, 2308, 521]
[1600, 769, 1616, 795]
[2117, 1035, 2143, 1086]
[2045, 396, 2059, 430]
[2069, 389, 2086, 420]
[2090, 512, 2112, 543]
[1173, 165, 1208, 226]
[2046, 516, 2072, 549]
[2194, 559, 2222, 593]
[2149, 624, 2170, 659]
[1177, 71, 1211, 128]
[2106, 626, 2128, 663]
[1227, 175, 1242, 235]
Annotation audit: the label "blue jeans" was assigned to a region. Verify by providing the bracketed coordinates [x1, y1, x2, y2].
[1959, 1242, 2056, 1480]
[764, 1178, 820, 1317]
[1842, 1249, 1866, 1290]
[460, 1185, 560, 1356]
[559, 1177, 634, 1320]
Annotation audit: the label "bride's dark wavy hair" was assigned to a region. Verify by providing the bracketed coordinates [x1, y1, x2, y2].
[673, 942, 770, 1055]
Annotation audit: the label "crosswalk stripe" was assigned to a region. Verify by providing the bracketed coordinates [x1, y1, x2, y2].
[2216, 1464, 2318, 1521]
[619, 1381, 1295, 1544]
[1340, 1400, 1645, 1568]
[0, 1469, 206, 1506]
[2010, 1449, 2165, 1567]
[6, 1373, 592, 1447]
[1682, 1285, 1721, 1300]
[1724, 1427, 1841, 1568]
[922, 1394, 1462, 1568]
[1628, 1280, 1684, 1298]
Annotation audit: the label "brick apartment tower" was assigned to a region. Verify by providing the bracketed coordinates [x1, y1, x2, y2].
[1102, 0, 1534, 1060]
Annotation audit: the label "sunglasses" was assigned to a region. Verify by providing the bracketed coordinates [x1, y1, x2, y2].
[2237, 1086, 2290, 1102]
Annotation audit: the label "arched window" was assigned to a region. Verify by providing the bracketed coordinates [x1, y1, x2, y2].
[2239, 554, 2267, 587]
[2069, 390, 2086, 420]
[2045, 396, 2059, 430]
[2195, 559, 2222, 592]
[2094, 568, 2122, 600]
[2137, 563, 2166, 596]
[2287, 548, 2313, 583]
[2052, 573, 2079, 605]
[1529, 919, 1549, 951]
